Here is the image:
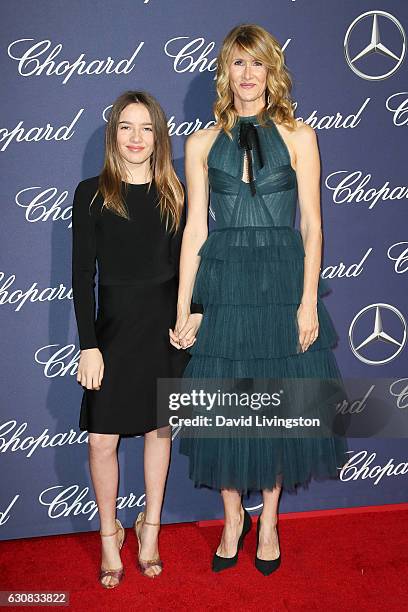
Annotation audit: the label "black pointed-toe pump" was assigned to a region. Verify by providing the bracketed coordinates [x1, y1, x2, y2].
[255, 514, 281, 576]
[212, 507, 252, 572]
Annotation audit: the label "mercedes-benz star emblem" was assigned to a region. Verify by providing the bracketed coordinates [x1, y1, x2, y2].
[344, 11, 406, 80]
[349, 303, 407, 365]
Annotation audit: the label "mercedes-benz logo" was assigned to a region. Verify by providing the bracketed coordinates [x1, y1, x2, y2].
[349, 303, 407, 365]
[344, 11, 406, 80]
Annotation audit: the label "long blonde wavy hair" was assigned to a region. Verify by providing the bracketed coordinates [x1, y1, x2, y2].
[94, 91, 184, 232]
[214, 24, 297, 136]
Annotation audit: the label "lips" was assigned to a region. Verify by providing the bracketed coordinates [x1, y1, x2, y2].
[240, 83, 256, 89]
[127, 146, 144, 152]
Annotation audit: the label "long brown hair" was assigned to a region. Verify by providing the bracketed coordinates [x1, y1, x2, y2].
[214, 24, 297, 136]
[94, 90, 184, 231]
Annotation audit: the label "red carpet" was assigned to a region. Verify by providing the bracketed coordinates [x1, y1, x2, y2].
[1, 505, 407, 611]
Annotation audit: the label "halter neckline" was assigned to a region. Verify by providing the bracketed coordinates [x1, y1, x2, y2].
[236, 114, 259, 123]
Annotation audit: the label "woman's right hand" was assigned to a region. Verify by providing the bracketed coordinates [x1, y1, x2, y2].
[77, 348, 104, 390]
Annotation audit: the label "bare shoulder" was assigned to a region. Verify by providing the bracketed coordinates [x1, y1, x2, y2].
[185, 125, 222, 164]
[274, 119, 317, 172]
[276, 118, 313, 140]
[291, 120, 317, 149]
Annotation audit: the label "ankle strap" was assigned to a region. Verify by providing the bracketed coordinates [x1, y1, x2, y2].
[144, 519, 160, 526]
[100, 526, 118, 537]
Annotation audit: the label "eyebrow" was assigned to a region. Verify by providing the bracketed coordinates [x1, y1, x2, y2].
[232, 56, 261, 61]
[118, 120, 153, 125]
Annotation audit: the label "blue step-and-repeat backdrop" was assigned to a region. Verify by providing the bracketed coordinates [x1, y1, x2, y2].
[1, 0, 407, 540]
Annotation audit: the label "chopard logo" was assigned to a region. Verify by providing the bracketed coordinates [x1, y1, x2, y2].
[164, 36, 291, 78]
[35, 344, 79, 378]
[0, 273, 72, 312]
[297, 98, 370, 129]
[16, 186, 72, 227]
[340, 450, 408, 484]
[164, 36, 217, 75]
[0, 109, 83, 152]
[7, 39, 144, 85]
[0, 420, 87, 458]
[349, 304, 407, 365]
[39, 485, 146, 520]
[325, 171, 408, 209]
[344, 11, 406, 80]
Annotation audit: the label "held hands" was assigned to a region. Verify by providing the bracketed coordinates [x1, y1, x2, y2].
[77, 348, 104, 390]
[169, 313, 203, 350]
[297, 302, 319, 353]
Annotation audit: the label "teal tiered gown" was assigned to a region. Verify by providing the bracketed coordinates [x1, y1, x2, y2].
[179, 114, 348, 494]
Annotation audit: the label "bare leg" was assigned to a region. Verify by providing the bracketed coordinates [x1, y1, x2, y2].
[258, 483, 282, 560]
[216, 489, 244, 557]
[88, 432, 121, 587]
[138, 425, 171, 576]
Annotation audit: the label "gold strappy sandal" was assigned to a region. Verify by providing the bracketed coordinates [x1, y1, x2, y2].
[134, 511, 163, 578]
[99, 518, 126, 589]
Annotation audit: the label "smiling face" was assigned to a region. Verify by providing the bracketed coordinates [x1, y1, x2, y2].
[228, 44, 268, 110]
[116, 103, 155, 172]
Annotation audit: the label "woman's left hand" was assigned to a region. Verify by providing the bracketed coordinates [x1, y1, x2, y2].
[169, 313, 203, 349]
[297, 302, 319, 352]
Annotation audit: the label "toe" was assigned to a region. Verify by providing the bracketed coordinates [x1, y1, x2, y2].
[101, 575, 110, 587]
[153, 564, 162, 576]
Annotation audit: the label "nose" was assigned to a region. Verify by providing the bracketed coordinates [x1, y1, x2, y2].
[243, 61, 253, 80]
[130, 128, 143, 142]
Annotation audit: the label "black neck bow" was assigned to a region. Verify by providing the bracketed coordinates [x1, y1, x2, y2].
[238, 121, 264, 196]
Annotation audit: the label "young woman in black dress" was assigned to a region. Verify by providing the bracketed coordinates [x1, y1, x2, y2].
[72, 90, 202, 587]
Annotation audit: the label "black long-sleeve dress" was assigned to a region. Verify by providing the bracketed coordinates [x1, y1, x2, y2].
[72, 175, 201, 435]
